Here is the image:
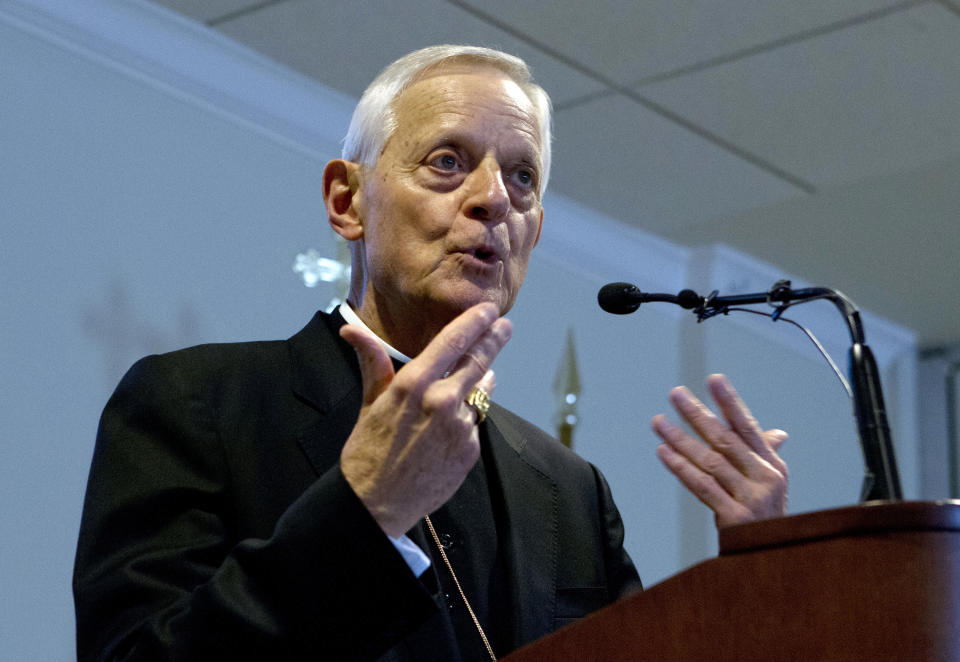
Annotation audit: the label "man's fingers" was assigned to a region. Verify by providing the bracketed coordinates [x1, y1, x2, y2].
[667, 385, 760, 475]
[705, 374, 775, 462]
[655, 440, 748, 526]
[652, 413, 749, 499]
[472, 369, 497, 401]
[418, 302, 498, 373]
[766, 429, 788, 452]
[340, 324, 395, 406]
[446, 318, 512, 392]
[463, 370, 496, 425]
[654, 374, 790, 527]
[653, 413, 786, 527]
[416, 303, 510, 384]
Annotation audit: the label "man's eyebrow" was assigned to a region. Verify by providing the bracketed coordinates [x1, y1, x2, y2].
[417, 123, 542, 163]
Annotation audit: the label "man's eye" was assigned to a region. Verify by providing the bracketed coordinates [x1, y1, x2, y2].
[513, 169, 536, 188]
[431, 154, 460, 171]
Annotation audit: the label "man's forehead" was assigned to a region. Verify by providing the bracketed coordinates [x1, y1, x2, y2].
[413, 59, 512, 82]
[390, 67, 542, 147]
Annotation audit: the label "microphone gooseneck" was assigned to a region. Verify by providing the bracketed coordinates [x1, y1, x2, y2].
[597, 279, 902, 502]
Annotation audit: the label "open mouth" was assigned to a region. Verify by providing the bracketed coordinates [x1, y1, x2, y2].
[472, 247, 496, 262]
[455, 245, 501, 268]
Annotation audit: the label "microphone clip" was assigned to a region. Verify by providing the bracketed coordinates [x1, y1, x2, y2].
[694, 289, 724, 322]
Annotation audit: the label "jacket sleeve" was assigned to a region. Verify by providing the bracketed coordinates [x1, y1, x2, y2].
[592, 463, 643, 602]
[73, 354, 437, 662]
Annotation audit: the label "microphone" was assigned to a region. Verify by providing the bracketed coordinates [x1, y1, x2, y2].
[597, 278, 902, 500]
[598, 282, 700, 314]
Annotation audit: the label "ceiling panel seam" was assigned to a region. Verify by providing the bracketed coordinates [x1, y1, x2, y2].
[446, 0, 816, 193]
[207, 0, 290, 27]
[936, 0, 960, 17]
[630, 0, 928, 88]
[553, 89, 617, 113]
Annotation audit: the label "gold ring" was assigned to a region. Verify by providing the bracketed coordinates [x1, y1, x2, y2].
[466, 386, 490, 424]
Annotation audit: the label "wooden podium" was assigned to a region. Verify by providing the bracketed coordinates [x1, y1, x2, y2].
[503, 501, 960, 661]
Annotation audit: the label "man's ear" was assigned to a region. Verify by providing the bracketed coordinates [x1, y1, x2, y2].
[323, 159, 364, 241]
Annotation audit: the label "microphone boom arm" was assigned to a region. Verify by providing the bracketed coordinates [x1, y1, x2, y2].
[602, 279, 902, 502]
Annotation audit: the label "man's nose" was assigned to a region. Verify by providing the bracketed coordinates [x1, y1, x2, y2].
[463, 158, 510, 222]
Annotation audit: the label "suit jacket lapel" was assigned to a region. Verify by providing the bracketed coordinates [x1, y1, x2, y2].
[286, 310, 363, 476]
[484, 406, 560, 648]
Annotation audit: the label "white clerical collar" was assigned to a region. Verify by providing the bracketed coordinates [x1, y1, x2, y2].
[338, 303, 413, 364]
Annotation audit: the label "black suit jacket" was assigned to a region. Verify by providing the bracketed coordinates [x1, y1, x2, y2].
[74, 310, 641, 661]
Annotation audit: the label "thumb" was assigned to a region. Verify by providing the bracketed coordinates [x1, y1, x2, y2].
[340, 324, 395, 406]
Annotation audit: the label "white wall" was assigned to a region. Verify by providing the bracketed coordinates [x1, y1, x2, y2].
[1, 4, 347, 658]
[0, 2, 919, 659]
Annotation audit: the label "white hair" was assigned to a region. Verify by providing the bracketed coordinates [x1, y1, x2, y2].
[342, 45, 553, 195]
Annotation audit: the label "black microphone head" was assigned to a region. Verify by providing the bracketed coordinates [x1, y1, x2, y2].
[598, 282, 642, 314]
[676, 289, 701, 310]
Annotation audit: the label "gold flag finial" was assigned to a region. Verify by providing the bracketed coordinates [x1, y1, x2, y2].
[553, 327, 581, 448]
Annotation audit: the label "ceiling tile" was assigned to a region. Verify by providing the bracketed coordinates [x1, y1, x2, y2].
[548, 94, 800, 234]
[671, 155, 960, 346]
[456, 0, 906, 86]
[638, 3, 960, 188]
[209, 0, 606, 106]
[150, 0, 264, 24]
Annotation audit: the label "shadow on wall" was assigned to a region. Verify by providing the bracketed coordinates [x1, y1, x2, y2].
[78, 275, 202, 390]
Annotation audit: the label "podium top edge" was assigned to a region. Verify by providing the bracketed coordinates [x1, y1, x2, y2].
[720, 500, 960, 554]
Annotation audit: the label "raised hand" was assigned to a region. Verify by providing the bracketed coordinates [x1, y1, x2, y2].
[652, 373, 788, 528]
[339, 302, 511, 537]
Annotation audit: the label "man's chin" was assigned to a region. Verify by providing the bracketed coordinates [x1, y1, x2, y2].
[432, 288, 513, 318]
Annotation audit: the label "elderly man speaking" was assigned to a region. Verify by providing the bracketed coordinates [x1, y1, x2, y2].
[74, 45, 788, 661]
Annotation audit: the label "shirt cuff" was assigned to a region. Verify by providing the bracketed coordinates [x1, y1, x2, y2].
[389, 533, 432, 578]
